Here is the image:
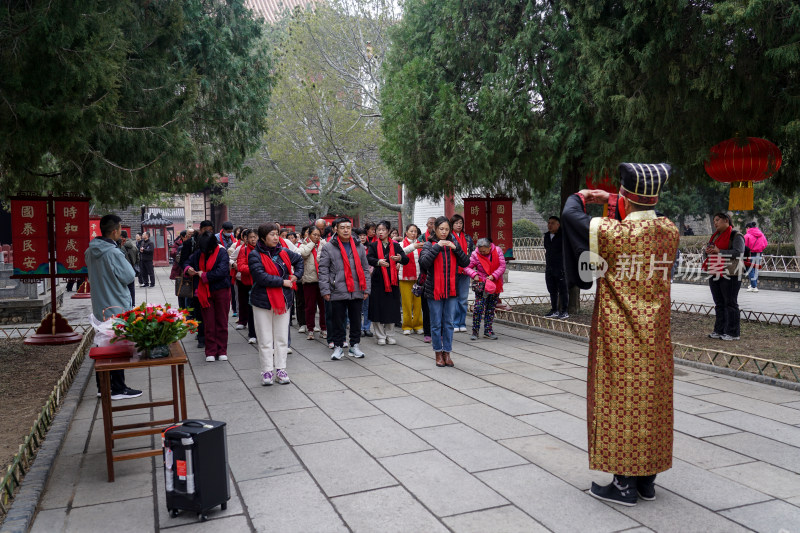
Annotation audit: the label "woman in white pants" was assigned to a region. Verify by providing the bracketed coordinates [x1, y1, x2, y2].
[248, 223, 304, 386]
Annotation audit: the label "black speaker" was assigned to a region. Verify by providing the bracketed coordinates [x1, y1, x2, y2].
[162, 420, 230, 521]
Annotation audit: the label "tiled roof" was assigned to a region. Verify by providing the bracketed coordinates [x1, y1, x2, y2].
[245, 0, 315, 23]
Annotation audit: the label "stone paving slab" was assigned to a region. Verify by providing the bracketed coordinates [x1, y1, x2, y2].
[15, 266, 800, 533]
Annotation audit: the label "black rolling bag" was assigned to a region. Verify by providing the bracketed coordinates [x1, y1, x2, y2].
[162, 419, 230, 521]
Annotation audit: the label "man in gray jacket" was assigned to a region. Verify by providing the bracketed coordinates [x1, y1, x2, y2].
[318, 217, 371, 361]
[86, 215, 142, 400]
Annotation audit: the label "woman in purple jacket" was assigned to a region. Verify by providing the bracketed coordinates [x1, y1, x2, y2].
[464, 238, 506, 340]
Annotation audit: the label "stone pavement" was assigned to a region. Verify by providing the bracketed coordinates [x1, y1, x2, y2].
[17, 268, 800, 532]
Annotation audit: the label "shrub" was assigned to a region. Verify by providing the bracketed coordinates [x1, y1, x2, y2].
[512, 218, 540, 238]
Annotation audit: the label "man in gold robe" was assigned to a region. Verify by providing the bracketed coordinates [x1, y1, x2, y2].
[561, 163, 679, 506]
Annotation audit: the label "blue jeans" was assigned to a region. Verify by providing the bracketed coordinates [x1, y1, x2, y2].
[427, 297, 458, 352]
[748, 252, 762, 287]
[454, 274, 470, 329]
[362, 296, 372, 332]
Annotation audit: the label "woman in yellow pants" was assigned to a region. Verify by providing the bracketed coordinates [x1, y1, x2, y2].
[399, 224, 424, 334]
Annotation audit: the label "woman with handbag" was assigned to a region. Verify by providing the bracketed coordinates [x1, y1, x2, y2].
[419, 216, 470, 368]
[399, 224, 424, 335]
[299, 226, 327, 340]
[464, 238, 507, 340]
[185, 233, 232, 362]
[235, 229, 259, 344]
[367, 221, 409, 345]
[249, 223, 304, 385]
[702, 212, 745, 341]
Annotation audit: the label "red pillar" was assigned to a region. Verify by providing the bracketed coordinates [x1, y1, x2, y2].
[444, 193, 455, 219]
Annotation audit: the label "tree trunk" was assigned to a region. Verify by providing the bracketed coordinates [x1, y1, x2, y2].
[562, 158, 584, 314]
[791, 205, 800, 257]
[402, 188, 416, 229]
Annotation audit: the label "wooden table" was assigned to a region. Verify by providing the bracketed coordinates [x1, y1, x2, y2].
[94, 342, 188, 482]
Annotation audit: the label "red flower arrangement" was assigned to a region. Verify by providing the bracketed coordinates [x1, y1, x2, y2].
[112, 303, 198, 358]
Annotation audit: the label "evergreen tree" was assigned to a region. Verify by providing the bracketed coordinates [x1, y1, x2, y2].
[0, 0, 273, 206]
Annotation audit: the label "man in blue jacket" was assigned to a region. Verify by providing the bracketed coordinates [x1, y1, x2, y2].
[86, 215, 142, 400]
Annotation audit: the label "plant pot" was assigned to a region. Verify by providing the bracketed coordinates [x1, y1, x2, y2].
[143, 344, 170, 359]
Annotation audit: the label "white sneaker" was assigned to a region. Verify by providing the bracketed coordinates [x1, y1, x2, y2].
[275, 369, 290, 384]
[349, 344, 365, 358]
[261, 371, 274, 386]
[287, 347, 293, 354]
[205, 355, 215, 362]
[298, 325, 307, 333]
[387, 337, 397, 345]
[248, 337, 257, 344]
[377, 339, 386, 346]
[331, 346, 344, 360]
[218, 355, 228, 361]
[752, 288, 759, 292]
[415, 329, 424, 335]
[321, 330, 327, 339]
[403, 330, 411, 335]
[235, 324, 245, 330]
[314, 326, 321, 332]
[746, 287, 754, 292]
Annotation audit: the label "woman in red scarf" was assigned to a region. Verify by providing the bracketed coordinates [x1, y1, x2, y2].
[702, 212, 746, 341]
[235, 229, 259, 344]
[299, 226, 326, 340]
[450, 214, 475, 333]
[185, 233, 232, 362]
[399, 224, 424, 335]
[367, 221, 409, 345]
[248, 223, 304, 386]
[464, 238, 506, 340]
[419, 216, 471, 367]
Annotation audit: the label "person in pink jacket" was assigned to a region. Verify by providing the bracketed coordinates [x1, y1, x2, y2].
[744, 222, 768, 291]
[464, 238, 506, 340]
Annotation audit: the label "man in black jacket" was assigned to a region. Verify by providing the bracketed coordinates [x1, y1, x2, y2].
[180, 220, 214, 348]
[543, 216, 569, 319]
[138, 232, 155, 287]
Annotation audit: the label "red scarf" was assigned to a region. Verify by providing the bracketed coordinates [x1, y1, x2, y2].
[368, 235, 377, 243]
[433, 246, 457, 300]
[402, 237, 418, 279]
[376, 239, 398, 292]
[702, 226, 732, 274]
[239, 244, 255, 285]
[311, 243, 319, 274]
[279, 237, 291, 249]
[197, 246, 221, 309]
[453, 232, 468, 274]
[338, 238, 367, 292]
[259, 249, 293, 314]
[477, 247, 503, 293]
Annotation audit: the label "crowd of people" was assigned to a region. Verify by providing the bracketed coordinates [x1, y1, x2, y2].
[163, 215, 507, 386]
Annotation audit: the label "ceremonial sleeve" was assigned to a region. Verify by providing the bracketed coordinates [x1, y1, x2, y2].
[560, 193, 594, 290]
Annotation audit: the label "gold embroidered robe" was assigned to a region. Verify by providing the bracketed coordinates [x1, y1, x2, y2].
[586, 210, 679, 475]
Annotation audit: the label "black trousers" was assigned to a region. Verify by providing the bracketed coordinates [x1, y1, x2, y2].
[545, 269, 569, 312]
[230, 284, 237, 314]
[128, 281, 136, 307]
[421, 294, 431, 336]
[141, 260, 155, 285]
[329, 299, 363, 347]
[236, 281, 257, 339]
[191, 295, 205, 340]
[96, 369, 127, 394]
[709, 276, 741, 337]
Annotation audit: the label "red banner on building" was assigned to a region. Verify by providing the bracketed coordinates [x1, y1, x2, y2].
[89, 216, 102, 241]
[11, 199, 49, 276]
[55, 200, 90, 275]
[464, 199, 489, 243]
[489, 199, 513, 257]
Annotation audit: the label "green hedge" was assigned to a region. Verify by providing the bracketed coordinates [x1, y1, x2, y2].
[513, 218, 541, 238]
[680, 235, 795, 256]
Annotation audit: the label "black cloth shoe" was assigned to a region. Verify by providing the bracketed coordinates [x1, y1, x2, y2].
[558, 311, 570, 319]
[111, 388, 143, 401]
[590, 476, 637, 507]
[636, 474, 656, 501]
[362, 330, 374, 337]
[197, 339, 205, 349]
[544, 310, 559, 318]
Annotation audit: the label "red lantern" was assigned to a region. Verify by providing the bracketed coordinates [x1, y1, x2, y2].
[704, 137, 782, 211]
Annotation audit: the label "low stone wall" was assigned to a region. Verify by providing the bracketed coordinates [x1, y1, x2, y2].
[506, 260, 800, 292]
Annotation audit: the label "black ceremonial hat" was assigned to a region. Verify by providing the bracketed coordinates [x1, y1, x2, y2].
[618, 163, 671, 206]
